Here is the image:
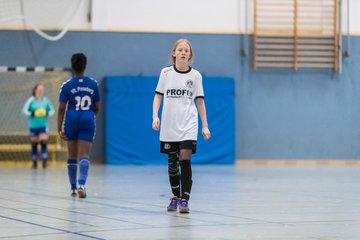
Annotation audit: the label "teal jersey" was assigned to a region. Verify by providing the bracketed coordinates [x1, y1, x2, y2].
[21, 96, 55, 129]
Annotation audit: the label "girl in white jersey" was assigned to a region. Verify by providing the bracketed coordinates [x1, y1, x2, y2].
[152, 39, 211, 213]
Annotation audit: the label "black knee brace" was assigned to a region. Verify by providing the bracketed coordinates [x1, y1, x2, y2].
[168, 152, 179, 176]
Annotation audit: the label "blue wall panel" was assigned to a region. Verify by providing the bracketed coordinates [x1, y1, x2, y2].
[105, 76, 235, 165]
[237, 69, 360, 159]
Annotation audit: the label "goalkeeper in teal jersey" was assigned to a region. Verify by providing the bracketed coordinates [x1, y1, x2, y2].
[21, 84, 55, 168]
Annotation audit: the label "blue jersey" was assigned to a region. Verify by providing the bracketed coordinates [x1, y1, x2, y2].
[59, 76, 100, 142]
[59, 76, 100, 110]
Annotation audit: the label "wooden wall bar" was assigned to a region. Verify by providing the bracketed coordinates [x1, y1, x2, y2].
[254, 0, 339, 71]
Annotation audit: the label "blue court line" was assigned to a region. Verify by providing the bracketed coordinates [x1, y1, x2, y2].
[0, 186, 272, 226]
[0, 205, 97, 227]
[0, 185, 281, 227]
[0, 196, 152, 227]
[85, 197, 281, 224]
[0, 215, 106, 240]
[0, 186, 283, 226]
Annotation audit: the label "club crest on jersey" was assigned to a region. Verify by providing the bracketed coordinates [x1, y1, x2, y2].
[186, 79, 193, 89]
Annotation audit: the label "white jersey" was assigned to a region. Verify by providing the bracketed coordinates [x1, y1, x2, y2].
[156, 65, 204, 142]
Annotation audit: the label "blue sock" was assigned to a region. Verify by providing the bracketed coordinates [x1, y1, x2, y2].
[67, 159, 77, 190]
[40, 141, 48, 165]
[78, 158, 90, 186]
[31, 142, 38, 163]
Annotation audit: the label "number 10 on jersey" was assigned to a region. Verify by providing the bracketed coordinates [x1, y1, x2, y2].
[75, 96, 92, 111]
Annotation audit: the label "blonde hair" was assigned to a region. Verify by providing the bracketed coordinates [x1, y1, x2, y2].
[170, 38, 194, 65]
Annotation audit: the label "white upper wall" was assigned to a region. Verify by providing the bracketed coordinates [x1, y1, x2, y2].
[0, 0, 90, 30]
[93, 0, 241, 33]
[0, 0, 359, 34]
[345, 0, 360, 34]
[91, 0, 360, 35]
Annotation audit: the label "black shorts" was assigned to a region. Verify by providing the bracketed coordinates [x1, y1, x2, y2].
[160, 140, 197, 154]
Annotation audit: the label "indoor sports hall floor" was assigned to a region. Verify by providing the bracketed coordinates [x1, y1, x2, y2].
[0, 164, 359, 240]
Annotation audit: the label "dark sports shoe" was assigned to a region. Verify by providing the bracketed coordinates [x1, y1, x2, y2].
[70, 189, 77, 197]
[77, 186, 87, 198]
[179, 199, 189, 213]
[32, 161, 37, 169]
[167, 196, 179, 211]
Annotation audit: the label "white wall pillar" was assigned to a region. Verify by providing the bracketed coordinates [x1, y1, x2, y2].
[91, 0, 108, 31]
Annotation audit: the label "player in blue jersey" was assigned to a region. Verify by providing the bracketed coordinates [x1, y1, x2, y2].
[22, 84, 55, 168]
[57, 53, 100, 198]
